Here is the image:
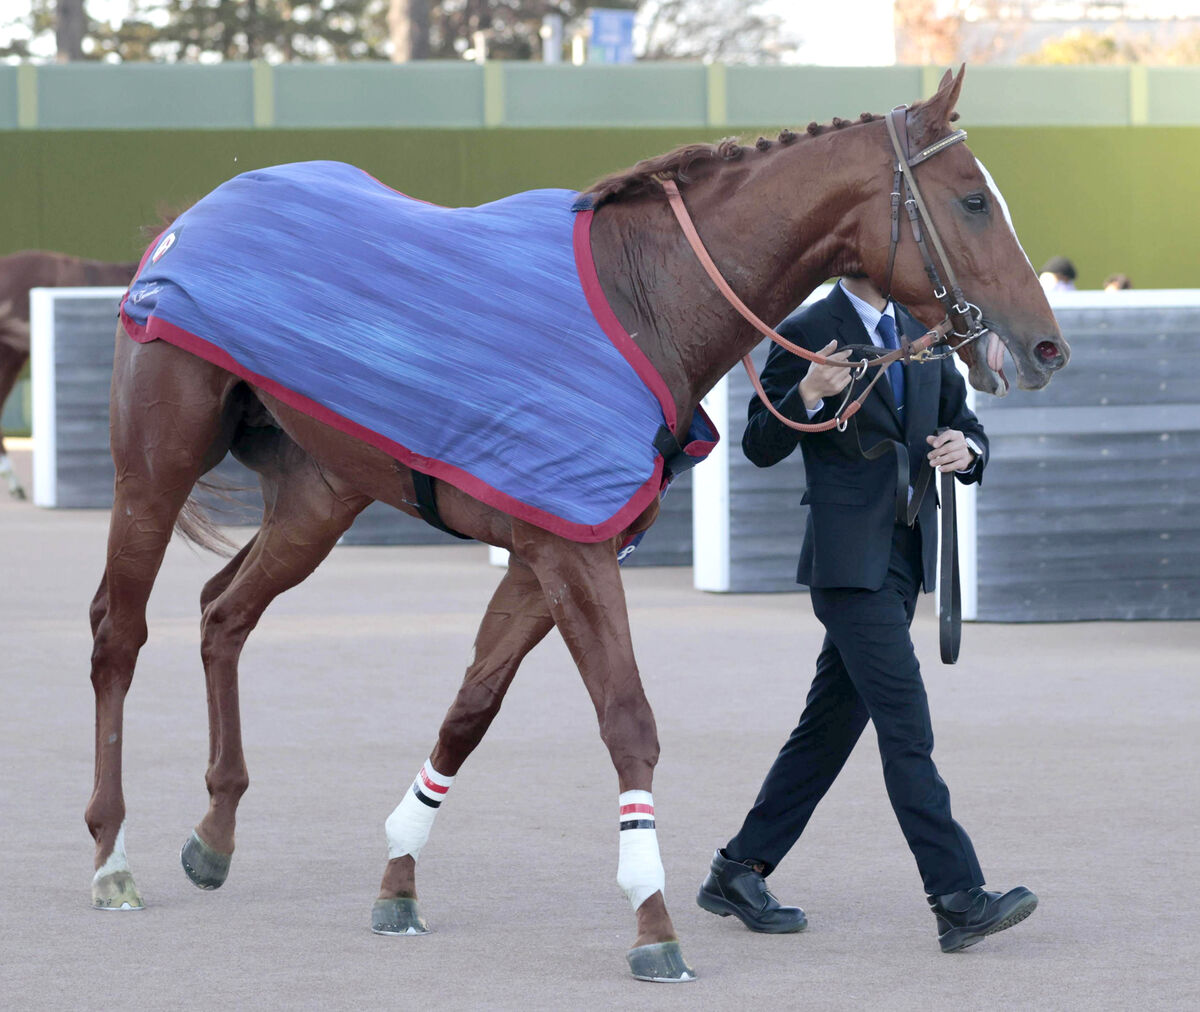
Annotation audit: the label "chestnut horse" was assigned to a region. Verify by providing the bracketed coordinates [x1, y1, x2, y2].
[0, 251, 138, 498]
[86, 68, 1068, 981]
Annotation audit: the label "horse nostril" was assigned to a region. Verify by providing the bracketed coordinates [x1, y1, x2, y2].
[1036, 341, 1064, 367]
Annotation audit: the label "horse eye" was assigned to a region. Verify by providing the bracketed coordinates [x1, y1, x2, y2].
[963, 193, 988, 214]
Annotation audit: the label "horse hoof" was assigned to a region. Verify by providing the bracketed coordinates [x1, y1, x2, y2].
[180, 831, 231, 890]
[627, 941, 696, 982]
[92, 870, 144, 910]
[371, 897, 429, 936]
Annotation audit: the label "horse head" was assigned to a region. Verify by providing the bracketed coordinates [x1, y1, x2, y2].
[866, 67, 1069, 395]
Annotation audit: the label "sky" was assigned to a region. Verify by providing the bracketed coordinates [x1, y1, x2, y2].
[3, 0, 902, 65]
[771, 0, 898, 66]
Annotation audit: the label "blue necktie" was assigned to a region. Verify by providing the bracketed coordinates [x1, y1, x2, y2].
[876, 312, 905, 411]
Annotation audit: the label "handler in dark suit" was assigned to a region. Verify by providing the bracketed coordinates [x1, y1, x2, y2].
[697, 277, 1037, 953]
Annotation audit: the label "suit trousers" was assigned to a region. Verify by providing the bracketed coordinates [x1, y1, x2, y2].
[726, 523, 984, 896]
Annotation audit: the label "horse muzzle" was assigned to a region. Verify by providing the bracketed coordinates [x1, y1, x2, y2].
[1004, 333, 1070, 392]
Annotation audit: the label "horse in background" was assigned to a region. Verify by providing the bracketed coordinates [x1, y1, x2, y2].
[0, 251, 139, 498]
[86, 67, 1068, 981]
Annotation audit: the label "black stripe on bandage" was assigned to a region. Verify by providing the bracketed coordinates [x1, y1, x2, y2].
[412, 783, 442, 808]
[620, 819, 656, 831]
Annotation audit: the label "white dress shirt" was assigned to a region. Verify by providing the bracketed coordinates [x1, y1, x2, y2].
[805, 280, 897, 418]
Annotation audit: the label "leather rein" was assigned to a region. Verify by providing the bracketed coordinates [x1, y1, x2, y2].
[662, 106, 981, 663]
[661, 105, 989, 437]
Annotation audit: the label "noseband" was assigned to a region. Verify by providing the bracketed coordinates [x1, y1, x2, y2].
[661, 105, 990, 435]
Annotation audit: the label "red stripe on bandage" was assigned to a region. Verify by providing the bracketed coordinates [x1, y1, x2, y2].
[419, 769, 449, 794]
[620, 803, 654, 816]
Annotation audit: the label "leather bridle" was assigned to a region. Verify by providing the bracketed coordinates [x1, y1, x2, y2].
[661, 105, 991, 436]
[881, 106, 989, 360]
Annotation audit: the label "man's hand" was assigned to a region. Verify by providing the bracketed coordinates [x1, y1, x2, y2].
[798, 340, 854, 410]
[926, 429, 976, 473]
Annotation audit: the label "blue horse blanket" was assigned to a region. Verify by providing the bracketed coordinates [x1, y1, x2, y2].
[121, 161, 717, 542]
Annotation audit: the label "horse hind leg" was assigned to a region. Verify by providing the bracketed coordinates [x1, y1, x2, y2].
[0, 447, 22, 498]
[87, 339, 232, 910]
[373, 555, 555, 937]
[181, 443, 368, 891]
[0, 339, 28, 499]
[174, 534, 257, 888]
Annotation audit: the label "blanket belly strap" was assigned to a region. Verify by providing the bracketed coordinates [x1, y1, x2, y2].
[412, 471, 474, 541]
[653, 425, 700, 481]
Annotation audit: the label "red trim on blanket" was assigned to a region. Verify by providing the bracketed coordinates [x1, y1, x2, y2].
[681, 404, 719, 465]
[119, 308, 666, 544]
[573, 210, 679, 435]
[118, 191, 719, 545]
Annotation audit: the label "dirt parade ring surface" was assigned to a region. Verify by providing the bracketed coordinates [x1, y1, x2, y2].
[2, 480, 1197, 1010]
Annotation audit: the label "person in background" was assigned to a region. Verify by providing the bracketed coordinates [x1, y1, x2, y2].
[1039, 256, 1076, 293]
[1104, 273, 1132, 292]
[696, 276, 1038, 954]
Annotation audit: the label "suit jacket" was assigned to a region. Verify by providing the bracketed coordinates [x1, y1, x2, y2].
[742, 284, 988, 592]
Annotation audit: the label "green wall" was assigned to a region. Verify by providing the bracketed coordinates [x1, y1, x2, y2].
[2, 125, 1196, 289]
[6, 62, 1199, 129]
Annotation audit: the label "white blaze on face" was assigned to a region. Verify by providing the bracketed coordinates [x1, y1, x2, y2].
[973, 157, 1031, 390]
[975, 157, 1035, 273]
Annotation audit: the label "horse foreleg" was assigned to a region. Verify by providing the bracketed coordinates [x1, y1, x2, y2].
[514, 523, 695, 983]
[373, 556, 554, 936]
[184, 459, 367, 890]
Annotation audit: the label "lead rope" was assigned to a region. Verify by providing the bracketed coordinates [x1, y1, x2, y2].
[939, 465, 961, 664]
[855, 420, 962, 664]
[661, 126, 969, 660]
[661, 177, 939, 435]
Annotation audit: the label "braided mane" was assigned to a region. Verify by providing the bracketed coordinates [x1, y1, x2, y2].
[581, 112, 887, 207]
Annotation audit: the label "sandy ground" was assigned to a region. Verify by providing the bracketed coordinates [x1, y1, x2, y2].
[1, 443, 1198, 1011]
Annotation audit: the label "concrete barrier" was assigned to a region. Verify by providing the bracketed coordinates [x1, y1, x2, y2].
[29, 288, 466, 545]
[28, 288, 691, 559]
[692, 288, 1200, 621]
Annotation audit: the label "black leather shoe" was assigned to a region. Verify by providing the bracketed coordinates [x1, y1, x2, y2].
[928, 885, 1038, 952]
[696, 849, 807, 933]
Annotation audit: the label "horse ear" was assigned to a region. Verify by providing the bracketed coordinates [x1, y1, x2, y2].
[910, 64, 965, 147]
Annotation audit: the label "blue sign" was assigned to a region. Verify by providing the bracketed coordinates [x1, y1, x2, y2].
[589, 8, 636, 64]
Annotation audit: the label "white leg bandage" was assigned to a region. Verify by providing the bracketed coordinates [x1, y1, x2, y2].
[384, 759, 454, 861]
[616, 790, 665, 911]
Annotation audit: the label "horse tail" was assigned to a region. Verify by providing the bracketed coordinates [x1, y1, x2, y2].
[174, 479, 248, 557]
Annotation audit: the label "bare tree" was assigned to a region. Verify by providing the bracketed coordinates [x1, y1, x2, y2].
[390, 0, 431, 60]
[392, 1, 786, 63]
[55, 0, 86, 61]
[639, 0, 794, 64]
[5, 0, 798, 63]
[893, 0, 959, 66]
